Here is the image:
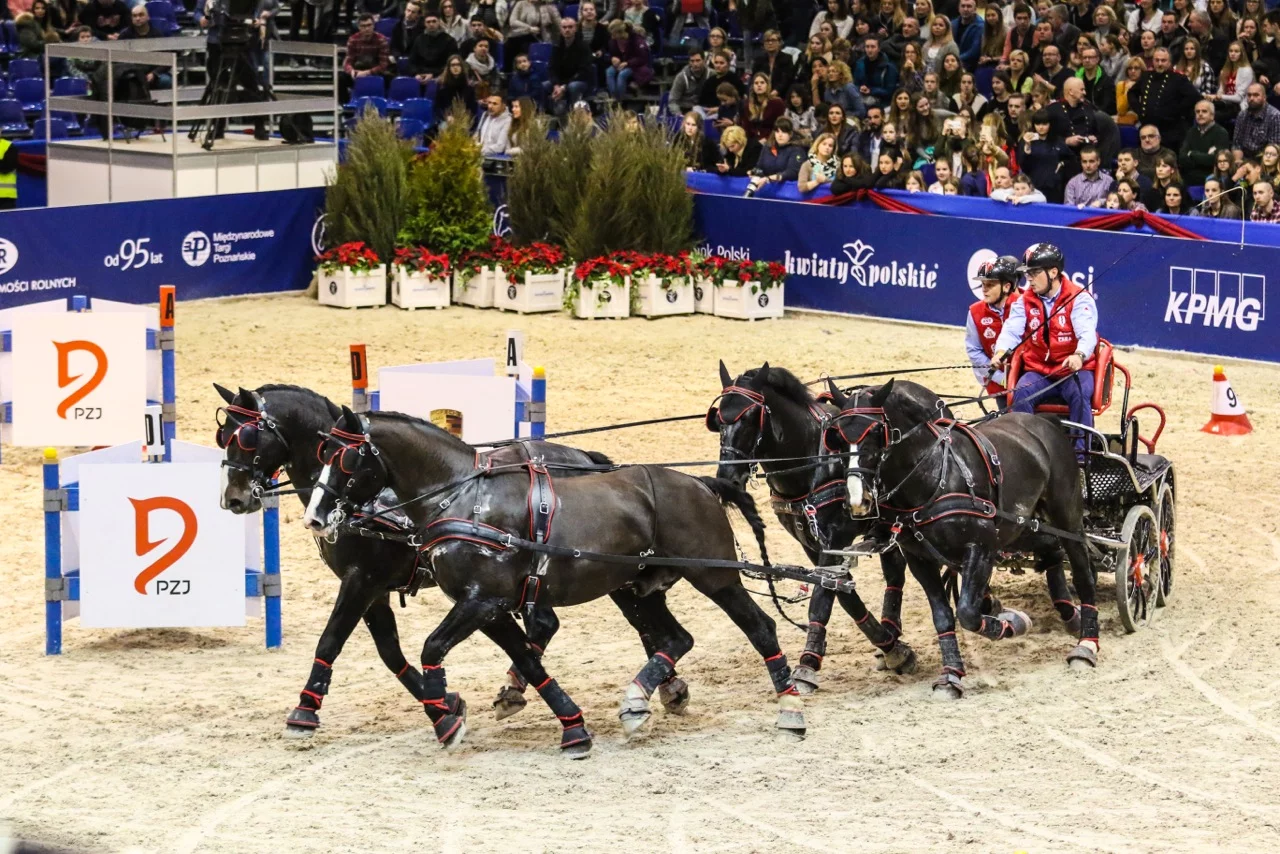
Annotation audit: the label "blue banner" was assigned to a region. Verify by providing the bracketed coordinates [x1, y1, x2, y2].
[694, 194, 1279, 363]
[0, 187, 325, 309]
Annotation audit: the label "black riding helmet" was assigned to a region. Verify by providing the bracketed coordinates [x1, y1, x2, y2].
[1019, 242, 1064, 274]
[974, 254, 1022, 286]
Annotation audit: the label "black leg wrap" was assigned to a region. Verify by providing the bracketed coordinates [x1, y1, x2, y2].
[937, 632, 965, 676]
[1079, 604, 1100, 644]
[633, 652, 677, 697]
[535, 678, 592, 750]
[287, 659, 332, 730]
[880, 587, 904, 638]
[799, 621, 827, 671]
[979, 615, 1013, 640]
[765, 652, 798, 696]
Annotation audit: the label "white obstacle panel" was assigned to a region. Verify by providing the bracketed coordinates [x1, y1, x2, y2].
[1, 295, 162, 453]
[376, 357, 534, 444]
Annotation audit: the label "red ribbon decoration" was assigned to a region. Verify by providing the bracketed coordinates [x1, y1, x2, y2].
[1067, 209, 1205, 240]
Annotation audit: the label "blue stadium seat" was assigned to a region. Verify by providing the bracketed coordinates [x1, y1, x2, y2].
[386, 75, 420, 110]
[52, 76, 89, 97]
[34, 117, 69, 139]
[921, 162, 936, 185]
[345, 74, 386, 106]
[0, 22, 18, 58]
[0, 99, 28, 136]
[400, 96, 434, 127]
[52, 110, 81, 134]
[1119, 124, 1139, 148]
[8, 58, 40, 80]
[1188, 184, 1204, 202]
[348, 96, 389, 117]
[13, 77, 44, 113]
[375, 18, 397, 38]
[397, 117, 425, 142]
[423, 78, 438, 100]
[564, 3, 579, 18]
[145, 1, 181, 34]
[975, 66, 994, 99]
[528, 42, 553, 70]
[704, 117, 720, 143]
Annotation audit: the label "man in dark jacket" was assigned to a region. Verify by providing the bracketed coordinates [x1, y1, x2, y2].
[1131, 48, 1200, 150]
[1179, 99, 1231, 186]
[507, 53, 545, 108]
[854, 36, 898, 108]
[545, 17, 594, 119]
[390, 1, 423, 59]
[408, 12, 458, 81]
[882, 16, 922, 63]
[1075, 45, 1115, 115]
[1045, 77, 1099, 182]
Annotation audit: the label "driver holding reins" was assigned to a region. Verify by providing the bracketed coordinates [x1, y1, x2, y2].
[990, 242, 1099, 433]
[964, 254, 1022, 397]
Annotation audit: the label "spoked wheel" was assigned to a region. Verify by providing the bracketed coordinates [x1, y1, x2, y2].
[1156, 483, 1175, 607]
[1115, 505, 1161, 633]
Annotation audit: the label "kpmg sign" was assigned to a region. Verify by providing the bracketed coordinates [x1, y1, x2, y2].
[0, 188, 325, 310]
[694, 195, 1280, 363]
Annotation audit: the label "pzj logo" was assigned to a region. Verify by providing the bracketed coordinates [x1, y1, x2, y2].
[0, 236, 18, 276]
[1165, 266, 1264, 331]
[665, 289, 679, 304]
[757, 293, 770, 308]
[54, 340, 107, 420]
[130, 496, 198, 595]
[182, 231, 212, 267]
[507, 285, 518, 299]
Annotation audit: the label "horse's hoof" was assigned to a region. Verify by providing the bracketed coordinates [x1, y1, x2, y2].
[775, 693, 806, 738]
[284, 707, 320, 737]
[658, 677, 690, 715]
[791, 665, 820, 694]
[931, 673, 964, 700]
[873, 650, 887, 672]
[441, 718, 469, 752]
[492, 685, 528, 721]
[1065, 609, 1082, 636]
[434, 698, 468, 750]
[560, 724, 593, 759]
[283, 722, 317, 739]
[883, 642, 918, 675]
[561, 737, 593, 759]
[982, 596, 1003, 616]
[619, 709, 651, 739]
[999, 609, 1033, 637]
[1067, 640, 1098, 670]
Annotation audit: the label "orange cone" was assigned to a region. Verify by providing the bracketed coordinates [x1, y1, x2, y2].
[1201, 365, 1253, 436]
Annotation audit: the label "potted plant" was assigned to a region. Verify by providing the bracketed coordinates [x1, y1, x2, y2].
[632, 251, 695, 318]
[569, 256, 630, 319]
[453, 245, 497, 308]
[714, 259, 787, 321]
[316, 241, 386, 309]
[494, 239, 567, 314]
[689, 251, 726, 314]
[391, 247, 451, 310]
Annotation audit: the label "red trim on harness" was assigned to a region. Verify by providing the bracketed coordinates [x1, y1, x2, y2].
[535, 677, 553, 691]
[655, 651, 676, 666]
[314, 658, 332, 668]
[763, 652, 784, 663]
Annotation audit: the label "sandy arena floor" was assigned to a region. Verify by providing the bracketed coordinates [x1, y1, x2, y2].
[2, 294, 1279, 854]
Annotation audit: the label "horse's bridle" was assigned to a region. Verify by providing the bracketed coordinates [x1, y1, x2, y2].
[217, 395, 293, 498]
[313, 423, 388, 515]
[706, 385, 771, 469]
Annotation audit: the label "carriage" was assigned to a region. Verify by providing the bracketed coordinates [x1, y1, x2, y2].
[1006, 339, 1175, 633]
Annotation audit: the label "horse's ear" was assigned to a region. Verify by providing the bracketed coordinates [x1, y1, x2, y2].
[759, 361, 771, 383]
[825, 378, 847, 408]
[339, 405, 360, 430]
[870, 379, 895, 408]
[213, 383, 236, 405]
[236, 387, 257, 409]
[719, 360, 733, 389]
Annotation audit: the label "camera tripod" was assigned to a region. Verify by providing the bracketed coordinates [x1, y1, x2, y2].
[188, 41, 271, 151]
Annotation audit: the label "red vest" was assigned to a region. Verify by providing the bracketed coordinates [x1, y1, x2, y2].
[1020, 276, 1096, 377]
[968, 295, 1016, 358]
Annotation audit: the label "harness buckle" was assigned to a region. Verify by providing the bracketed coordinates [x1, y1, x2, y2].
[539, 501, 550, 515]
[500, 533, 515, 548]
[439, 498, 451, 510]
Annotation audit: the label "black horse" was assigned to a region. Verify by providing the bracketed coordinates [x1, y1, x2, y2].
[826, 379, 1097, 698]
[707, 362, 918, 691]
[303, 406, 808, 755]
[213, 383, 671, 738]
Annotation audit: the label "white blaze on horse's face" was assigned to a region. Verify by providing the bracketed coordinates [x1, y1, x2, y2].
[219, 450, 231, 511]
[846, 444, 873, 517]
[303, 462, 333, 532]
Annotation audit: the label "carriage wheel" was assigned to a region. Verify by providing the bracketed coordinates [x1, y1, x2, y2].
[1156, 483, 1175, 606]
[1114, 505, 1161, 634]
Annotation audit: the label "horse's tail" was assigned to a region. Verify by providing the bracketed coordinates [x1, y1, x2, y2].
[585, 450, 614, 467]
[699, 477, 770, 567]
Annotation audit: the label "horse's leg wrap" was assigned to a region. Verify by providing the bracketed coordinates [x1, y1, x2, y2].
[932, 632, 966, 698]
[286, 658, 332, 731]
[793, 621, 826, 691]
[765, 652, 806, 735]
[1068, 604, 1101, 668]
[620, 652, 676, 737]
[421, 664, 467, 746]
[880, 586, 904, 638]
[978, 610, 1031, 640]
[1041, 549, 1081, 631]
[533, 677, 592, 750]
[399, 663, 460, 715]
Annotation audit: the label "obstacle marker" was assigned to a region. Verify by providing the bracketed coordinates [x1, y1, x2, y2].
[349, 331, 546, 443]
[0, 286, 177, 463]
[1201, 365, 1252, 436]
[43, 442, 282, 654]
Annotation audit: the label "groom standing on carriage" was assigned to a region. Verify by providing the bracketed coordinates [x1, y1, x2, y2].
[990, 242, 1099, 435]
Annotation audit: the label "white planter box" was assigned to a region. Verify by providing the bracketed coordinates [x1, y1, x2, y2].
[454, 266, 495, 308]
[693, 276, 716, 314]
[572, 279, 630, 319]
[317, 265, 387, 309]
[391, 266, 450, 309]
[635, 275, 694, 318]
[494, 268, 566, 314]
[714, 281, 785, 320]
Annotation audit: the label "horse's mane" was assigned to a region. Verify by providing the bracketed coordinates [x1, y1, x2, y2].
[258, 384, 343, 418]
[368, 409, 467, 444]
[745, 366, 816, 409]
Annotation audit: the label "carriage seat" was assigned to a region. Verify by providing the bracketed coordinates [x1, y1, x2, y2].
[1006, 338, 1114, 418]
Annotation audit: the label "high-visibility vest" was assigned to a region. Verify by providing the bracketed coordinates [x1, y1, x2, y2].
[0, 139, 15, 200]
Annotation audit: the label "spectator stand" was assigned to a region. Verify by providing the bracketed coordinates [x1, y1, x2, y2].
[43, 38, 339, 207]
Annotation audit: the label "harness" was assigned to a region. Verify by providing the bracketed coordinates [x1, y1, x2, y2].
[216, 394, 295, 496]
